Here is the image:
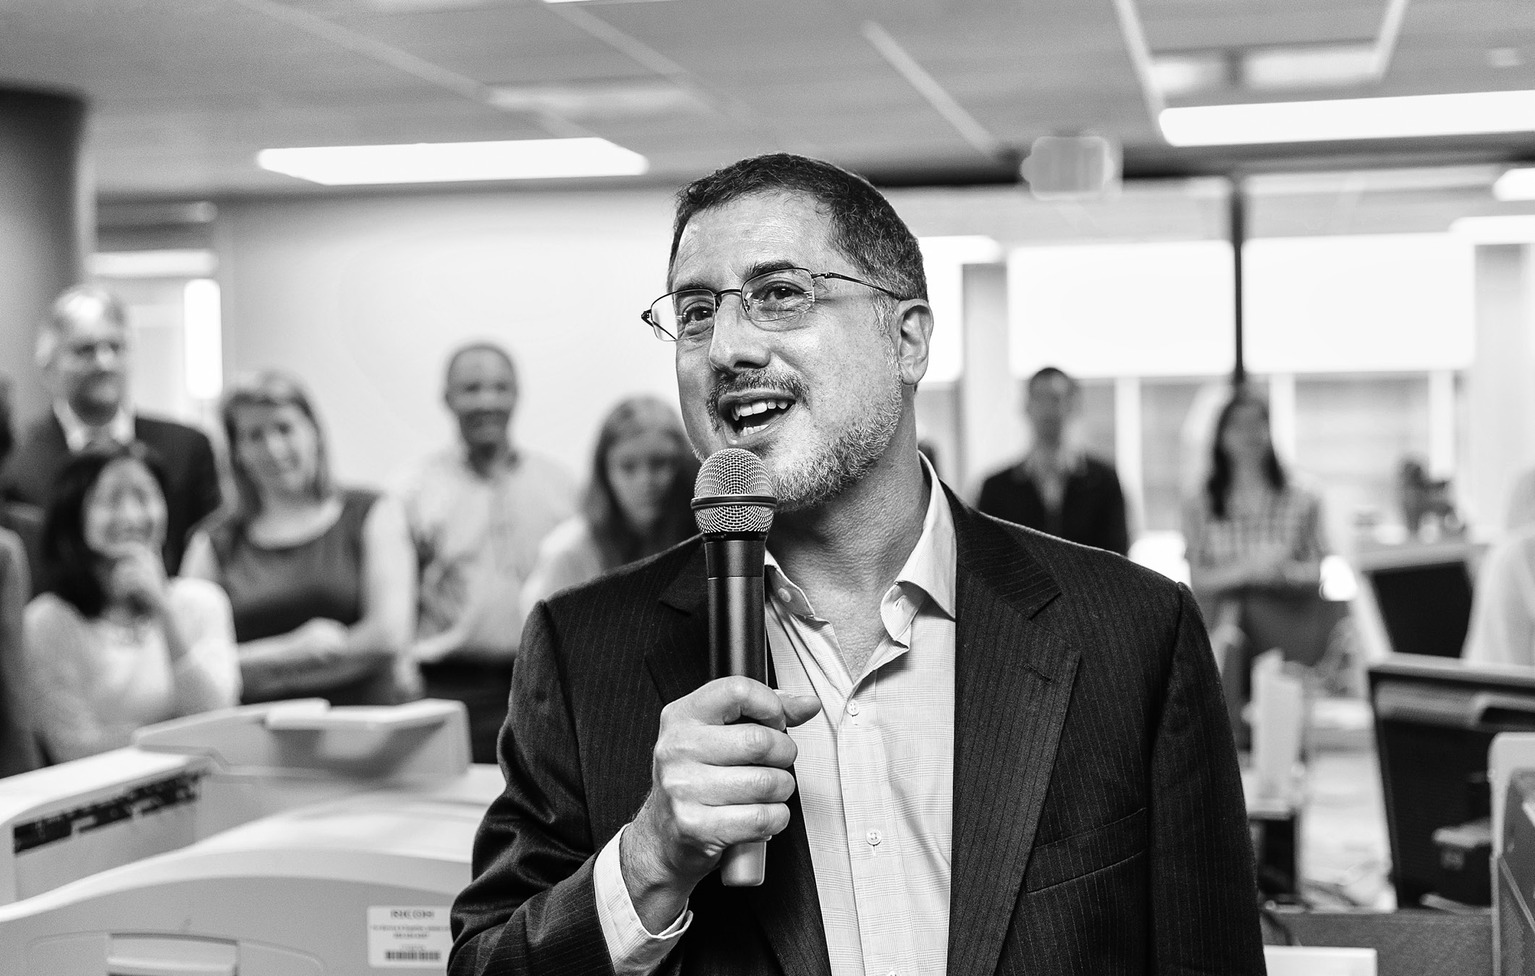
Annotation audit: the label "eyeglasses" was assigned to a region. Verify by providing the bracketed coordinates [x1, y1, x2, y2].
[642, 267, 906, 342]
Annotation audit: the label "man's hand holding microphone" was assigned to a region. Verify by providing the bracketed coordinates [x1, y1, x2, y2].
[619, 448, 822, 932]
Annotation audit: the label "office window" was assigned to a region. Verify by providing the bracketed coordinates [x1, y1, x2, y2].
[1009, 240, 1235, 380]
[1076, 377, 1117, 463]
[1141, 377, 1220, 532]
[1293, 373, 1436, 537]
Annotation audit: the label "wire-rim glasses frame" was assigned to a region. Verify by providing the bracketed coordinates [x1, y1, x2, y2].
[641, 267, 907, 342]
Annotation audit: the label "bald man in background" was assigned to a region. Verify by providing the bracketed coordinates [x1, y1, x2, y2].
[393, 342, 575, 763]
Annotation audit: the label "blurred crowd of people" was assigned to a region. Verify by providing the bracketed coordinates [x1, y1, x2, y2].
[14, 275, 1528, 775]
[0, 285, 703, 771]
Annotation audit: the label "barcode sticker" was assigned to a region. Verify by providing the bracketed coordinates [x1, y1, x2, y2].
[368, 906, 452, 969]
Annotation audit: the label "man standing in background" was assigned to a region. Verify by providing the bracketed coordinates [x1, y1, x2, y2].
[977, 365, 1130, 555]
[394, 341, 574, 764]
[0, 285, 222, 579]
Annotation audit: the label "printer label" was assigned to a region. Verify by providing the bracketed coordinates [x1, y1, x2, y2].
[367, 905, 452, 968]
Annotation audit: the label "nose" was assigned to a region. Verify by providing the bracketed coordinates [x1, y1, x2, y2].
[259, 428, 288, 459]
[92, 342, 122, 370]
[704, 297, 771, 373]
[116, 494, 150, 531]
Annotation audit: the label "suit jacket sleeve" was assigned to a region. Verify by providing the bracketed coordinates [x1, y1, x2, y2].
[186, 427, 224, 530]
[1150, 585, 1266, 974]
[449, 601, 616, 976]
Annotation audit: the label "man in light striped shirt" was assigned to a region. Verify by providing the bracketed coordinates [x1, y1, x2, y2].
[451, 154, 1265, 976]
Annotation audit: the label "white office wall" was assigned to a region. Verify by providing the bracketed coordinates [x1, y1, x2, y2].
[214, 188, 987, 489]
[1245, 234, 1474, 374]
[1007, 240, 1238, 378]
[217, 189, 680, 486]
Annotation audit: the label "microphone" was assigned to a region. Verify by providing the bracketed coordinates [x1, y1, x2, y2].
[692, 448, 777, 887]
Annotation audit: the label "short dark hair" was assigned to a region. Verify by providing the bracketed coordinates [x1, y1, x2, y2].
[669, 153, 928, 304]
[1028, 366, 1079, 396]
[41, 442, 170, 619]
[444, 341, 517, 392]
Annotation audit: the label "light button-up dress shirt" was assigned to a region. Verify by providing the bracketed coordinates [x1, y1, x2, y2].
[762, 470, 956, 976]
[594, 462, 957, 976]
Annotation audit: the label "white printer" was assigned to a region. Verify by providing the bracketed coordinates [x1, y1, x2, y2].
[0, 699, 502, 975]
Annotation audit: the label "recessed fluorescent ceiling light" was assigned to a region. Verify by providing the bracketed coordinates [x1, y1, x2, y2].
[1494, 167, 1535, 200]
[1242, 43, 1377, 91]
[1450, 215, 1535, 243]
[1160, 89, 1535, 146]
[487, 82, 699, 119]
[257, 137, 647, 185]
[1149, 52, 1229, 99]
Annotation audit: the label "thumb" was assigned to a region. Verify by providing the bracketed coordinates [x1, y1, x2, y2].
[777, 691, 822, 728]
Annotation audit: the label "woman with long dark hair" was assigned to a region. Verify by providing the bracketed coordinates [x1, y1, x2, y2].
[24, 443, 239, 760]
[1183, 393, 1329, 743]
[520, 396, 698, 614]
[182, 371, 418, 705]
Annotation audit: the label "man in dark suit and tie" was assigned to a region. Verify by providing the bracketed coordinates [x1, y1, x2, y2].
[450, 154, 1265, 975]
[0, 285, 222, 579]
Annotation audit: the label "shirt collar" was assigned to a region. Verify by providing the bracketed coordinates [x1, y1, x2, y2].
[897, 453, 956, 618]
[55, 400, 133, 452]
[765, 453, 956, 620]
[454, 441, 521, 476]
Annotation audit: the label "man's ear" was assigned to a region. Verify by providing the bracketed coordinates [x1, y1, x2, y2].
[894, 299, 934, 387]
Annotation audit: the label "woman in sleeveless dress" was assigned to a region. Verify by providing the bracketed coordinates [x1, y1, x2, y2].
[183, 371, 417, 705]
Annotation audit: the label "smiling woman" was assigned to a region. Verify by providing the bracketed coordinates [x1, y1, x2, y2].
[519, 395, 698, 618]
[181, 371, 419, 707]
[24, 443, 240, 761]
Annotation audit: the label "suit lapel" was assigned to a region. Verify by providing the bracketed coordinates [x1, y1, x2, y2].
[945, 496, 1080, 976]
[645, 546, 710, 706]
[645, 544, 833, 976]
[44, 413, 68, 453]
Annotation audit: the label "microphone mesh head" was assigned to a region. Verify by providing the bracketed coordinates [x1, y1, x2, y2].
[693, 449, 775, 535]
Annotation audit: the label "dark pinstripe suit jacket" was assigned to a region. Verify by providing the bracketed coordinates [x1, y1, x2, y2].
[450, 490, 1266, 976]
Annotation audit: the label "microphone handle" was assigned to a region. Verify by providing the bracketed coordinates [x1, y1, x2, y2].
[704, 536, 768, 887]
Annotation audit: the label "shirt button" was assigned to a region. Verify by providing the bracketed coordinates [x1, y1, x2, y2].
[866, 829, 882, 847]
[846, 700, 860, 717]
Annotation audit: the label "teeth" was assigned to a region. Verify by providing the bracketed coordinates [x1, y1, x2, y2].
[730, 399, 791, 422]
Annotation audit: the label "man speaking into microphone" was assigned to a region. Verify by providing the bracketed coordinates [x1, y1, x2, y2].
[450, 154, 1265, 975]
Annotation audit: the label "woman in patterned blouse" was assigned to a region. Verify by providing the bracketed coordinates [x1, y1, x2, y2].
[1183, 392, 1329, 744]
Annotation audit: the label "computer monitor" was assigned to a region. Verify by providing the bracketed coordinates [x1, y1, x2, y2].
[1355, 539, 1478, 659]
[1370, 655, 1535, 907]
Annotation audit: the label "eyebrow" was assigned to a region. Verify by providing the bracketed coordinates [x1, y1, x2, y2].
[669, 258, 801, 293]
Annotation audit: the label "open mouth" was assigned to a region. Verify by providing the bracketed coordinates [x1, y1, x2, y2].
[722, 396, 795, 436]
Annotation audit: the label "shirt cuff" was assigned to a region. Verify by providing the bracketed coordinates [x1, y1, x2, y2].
[594, 825, 691, 976]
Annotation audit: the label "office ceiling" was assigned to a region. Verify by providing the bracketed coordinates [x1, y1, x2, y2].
[1, 0, 1533, 200]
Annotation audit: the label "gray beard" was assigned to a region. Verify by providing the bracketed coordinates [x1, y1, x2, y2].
[768, 369, 904, 514]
